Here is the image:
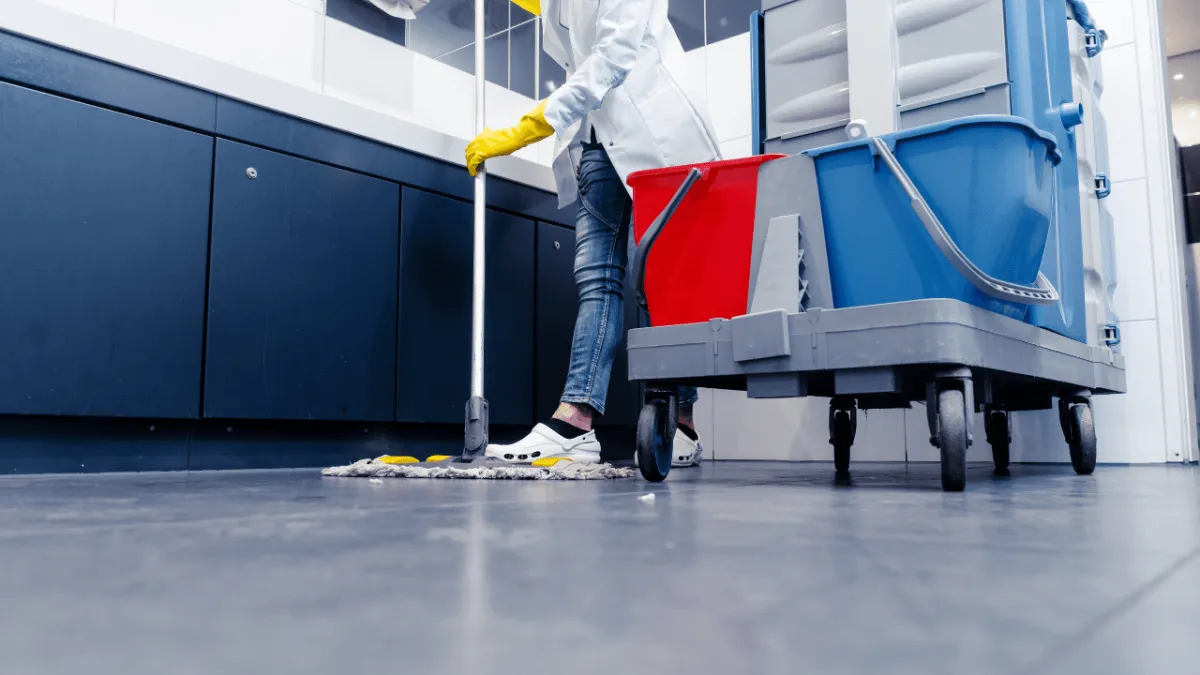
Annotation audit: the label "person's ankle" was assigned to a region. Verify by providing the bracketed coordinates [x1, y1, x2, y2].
[553, 402, 595, 432]
[678, 405, 695, 431]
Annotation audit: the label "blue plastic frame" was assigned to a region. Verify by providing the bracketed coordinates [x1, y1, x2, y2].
[750, 10, 766, 156]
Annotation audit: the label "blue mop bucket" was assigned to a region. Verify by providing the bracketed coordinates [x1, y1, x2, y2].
[806, 115, 1062, 319]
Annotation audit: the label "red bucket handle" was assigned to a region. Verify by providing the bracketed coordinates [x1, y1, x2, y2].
[631, 167, 706, 312]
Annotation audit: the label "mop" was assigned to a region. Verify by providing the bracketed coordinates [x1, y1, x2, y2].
[322, 457, 634, 480]
[324, 0, 632, 481]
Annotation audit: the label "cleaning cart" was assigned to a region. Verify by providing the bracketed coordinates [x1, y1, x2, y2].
[625, 0, 1125, 491]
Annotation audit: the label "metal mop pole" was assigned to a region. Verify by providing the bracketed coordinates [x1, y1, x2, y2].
[463, 0, 489, 459]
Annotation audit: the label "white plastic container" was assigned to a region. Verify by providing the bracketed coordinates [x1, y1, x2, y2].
[1067, 6, 1119, 350]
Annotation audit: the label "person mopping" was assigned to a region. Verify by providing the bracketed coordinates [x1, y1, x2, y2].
[466, 0, 721, 467]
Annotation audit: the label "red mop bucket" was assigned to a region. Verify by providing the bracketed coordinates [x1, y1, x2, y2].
[630, 154, 785, 327]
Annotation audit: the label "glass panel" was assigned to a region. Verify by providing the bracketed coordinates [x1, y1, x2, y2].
[706, 0, 758, 44]
[510, 2, 536, 26]
[669, 0, 706, 51]
[409, 0, 509, 60]
[538, 48, 567, 100]
[437, 29, 510, 87]
[321, 1, 763, 95]
[325, 0, 407, 46]
[510, 19, 539, 98]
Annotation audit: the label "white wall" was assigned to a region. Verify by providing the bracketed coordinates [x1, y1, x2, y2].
[26, 0, 553, 166]
[1093, 0, 1198, 464]
[690, 1, 1197, 465]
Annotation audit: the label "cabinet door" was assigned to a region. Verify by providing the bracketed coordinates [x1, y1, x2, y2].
[535, 222, 640, 426]
[397, 189, 534, 425]
[204, 140, 400, 421]
[0, 82, 212, 418]
[534, 223, 576, 417]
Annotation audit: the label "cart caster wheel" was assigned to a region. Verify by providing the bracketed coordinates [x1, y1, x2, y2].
[937, 388, 968, 492]
[1062, 401, 1097, 476]
[829, 398, 857, 475]
[984, 408, 1011, 474]
[636, 392, 678, 483]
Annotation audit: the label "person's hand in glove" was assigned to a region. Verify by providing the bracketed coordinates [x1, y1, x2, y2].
[465, 99, 555, 177]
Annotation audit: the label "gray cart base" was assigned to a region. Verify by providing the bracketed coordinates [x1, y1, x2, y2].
[627, 299, 1126, 490]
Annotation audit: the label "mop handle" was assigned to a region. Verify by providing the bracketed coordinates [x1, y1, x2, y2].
[464, 0, 489, 457]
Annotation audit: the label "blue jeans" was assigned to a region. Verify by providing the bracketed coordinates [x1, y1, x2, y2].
[560, 139, 698, 416]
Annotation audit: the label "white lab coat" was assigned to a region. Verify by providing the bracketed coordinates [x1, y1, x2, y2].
[361, 0, 429, 20]
[541, 0, 721, 208]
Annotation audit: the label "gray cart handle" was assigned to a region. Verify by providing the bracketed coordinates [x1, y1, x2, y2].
[632, 167, 705, 311]
[847, 121, 1059, 306]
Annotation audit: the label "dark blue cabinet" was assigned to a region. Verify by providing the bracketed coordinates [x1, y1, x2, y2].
[535, 223, 576, 418]
[397, 189, 534, 426]
[535, 222, 639, 427]
[204, 140, 400, 421]
[0, 82, 212, 418]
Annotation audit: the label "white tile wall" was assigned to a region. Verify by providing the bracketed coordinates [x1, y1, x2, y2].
[410, 51, 475, 138]
[682, 44, 710, 127]
[712, 392, 907, 462]
[35, 0, 113, 23]
[288, 0, 326, 12]
[705, 32, 752, 143]
[1086, 0, 1136, 50]
[1107, 178, 1158, 322]
[694, 388, 716, 459]
[1093, 319, 1170, 463]
[1129, 0, 1197, 464]
[407, 51, 546, 163]
[115, 0, 326, 92]
[323, 17, 415, 118]
[718, 136, 752, 160]
[907, 401, 1032, 458]
[843, 407, 908, 462]
[1099, 44, 1148, 182]
[902, 401, 1132, 465]
[905, 405, 964, 463]
[6, 0, 558, 194]
[36, 0, 515, 147]
[535, 136, 557, 168]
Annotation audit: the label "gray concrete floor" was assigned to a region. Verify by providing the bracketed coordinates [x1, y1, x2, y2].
[1, 462, 1198, 675]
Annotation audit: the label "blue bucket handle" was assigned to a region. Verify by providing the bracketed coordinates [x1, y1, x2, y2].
[846, 121, 1060, 306]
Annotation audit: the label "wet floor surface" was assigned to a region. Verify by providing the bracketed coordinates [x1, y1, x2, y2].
[1, 461, 1197, 675]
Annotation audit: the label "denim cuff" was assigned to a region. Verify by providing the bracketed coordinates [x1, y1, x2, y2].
[677, 388, 699, 409]
[560, 395, 606, 417]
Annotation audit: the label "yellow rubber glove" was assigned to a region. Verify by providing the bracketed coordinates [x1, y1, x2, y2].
[511, 0, 540, 16]
[465, 99, 555, 177]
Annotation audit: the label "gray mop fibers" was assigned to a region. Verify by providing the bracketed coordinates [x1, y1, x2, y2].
[322, 457, 636, 480]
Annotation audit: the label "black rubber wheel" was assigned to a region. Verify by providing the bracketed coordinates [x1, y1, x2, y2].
[1067, 403, 1097, 475]
[831, 409, 853, 474]
[985, 409, 1011, 474]
[937, 388, 968, 492]
[636, 394, 678, 483]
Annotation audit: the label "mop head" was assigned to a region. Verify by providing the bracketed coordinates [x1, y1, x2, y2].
[322, 456, 636, 480]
